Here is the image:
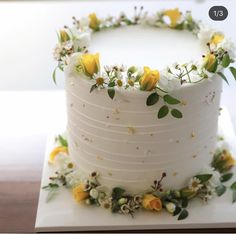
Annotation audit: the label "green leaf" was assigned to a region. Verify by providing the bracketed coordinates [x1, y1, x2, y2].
[163, 95, 181, 105]
[229, 67, 236, 81]
[58, 135, 68, 147]
[215, 184, 226, 196]
[108, 81, 116, 87]
[171, 109, 183, 119]
[112, 187, 125, 200]
[108, 88, 115, 100]
[173, 206, 181, 216]
[90, 84, 97, 93]
[222, 53, 231, 68]
[52, 67, 57, 85]
[217, 72, 229, 85]
[181, 197, 188, 208]
[146, 93, 159, 106]
[220, 173, 233, 183]
[195, 174, 212, 183]
[233, 190, 236, 203]
[158, 105, 169, 119]
[230, 181, 236, 190]
[178, 209, 188, 220]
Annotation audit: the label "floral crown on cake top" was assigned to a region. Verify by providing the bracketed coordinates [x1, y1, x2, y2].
[53, 7, 236, 119]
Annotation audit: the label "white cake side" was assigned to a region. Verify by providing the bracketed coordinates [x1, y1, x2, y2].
[65, 74, 222, 193]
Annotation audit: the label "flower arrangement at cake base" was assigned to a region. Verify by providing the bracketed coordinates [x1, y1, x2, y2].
[43, 134, 236, 221]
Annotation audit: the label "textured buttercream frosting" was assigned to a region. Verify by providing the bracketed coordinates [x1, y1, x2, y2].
[65, 26, 222, 193]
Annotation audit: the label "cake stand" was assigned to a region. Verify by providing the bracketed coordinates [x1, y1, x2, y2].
[35, 108, 236, 232]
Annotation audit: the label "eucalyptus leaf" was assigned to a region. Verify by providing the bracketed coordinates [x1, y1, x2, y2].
[217, 72, 229, 85]
[58, 135, 68, 147]
[233, 190, 236, 203]
[195, 174, 212, 183]
[220, 173, 233, 183]
[171, 109, 183, 119]
[52, 67, 57, 85]
[215, 184, 226, 196]
[230, 181, 236, 190]
[108, 88, 115, 100]
[146, 93, 159, 106]
[163, 95, 181, 105]
[222, 53, 231, 68]
[112, 187, 125, 200]
[46, 187, 59, 203]
[173, 206, 181, 216]
[158, 105, 169, 119]
[90, 84, 97, 93]
[178, 209, 188, 220]
[181, 197, 188, 208]
[229, 67, 236, 80]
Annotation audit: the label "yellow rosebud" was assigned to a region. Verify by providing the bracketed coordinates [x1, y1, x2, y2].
[89, 13, 101, 31]
[211, 33, 224, 45]
[164, 8, 181, 28]
[59, 30, 70, 42]
[203, 53, 217, 72]
[49, 146, 68, 163]
[80, 53, 100, 77]
[142, 194, 162, 211]
[73, 184, 89, 202]
[139, 66, 160, 91]
[222, 149, 235, 171]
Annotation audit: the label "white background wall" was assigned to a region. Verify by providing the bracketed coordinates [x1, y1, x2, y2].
[0, 0, 236, 90]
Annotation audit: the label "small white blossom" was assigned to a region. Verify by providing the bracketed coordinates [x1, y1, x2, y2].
[90, 188, 99, 199]
[188, 177, 203, 192]
[197, 24, 215, 44]
[166, 202, 176, 213]
[218, 38, 236, 57]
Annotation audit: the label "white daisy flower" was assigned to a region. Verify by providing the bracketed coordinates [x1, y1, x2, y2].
[188, 177, 203, 192]
[197, 24, 215, 44]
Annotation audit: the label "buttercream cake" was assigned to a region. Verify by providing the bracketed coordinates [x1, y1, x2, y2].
[48, 8, 236, 218]
[65, 25, 222, 193]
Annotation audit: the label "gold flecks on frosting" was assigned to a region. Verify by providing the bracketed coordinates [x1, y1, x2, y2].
[191, 132, 196, 138]
[96, 155, 103, 160]
[83, 103, 86, 108]
[70, 82, 75, 86]
[106, 115, 110, 119]
[176, 140, 180, 143]
[180, 100, 187, 106]
[70, 103, 74, 107]
[128, 127, 136, 135]
[150, 133, 153, 137]
[108, 172, 112, 176]
[192, 154, 197, 159]
[115, 117, 120, 120]
[136, 146, 139, 150]
[172, 172, 178, 176]
[112, 108, 120, 114]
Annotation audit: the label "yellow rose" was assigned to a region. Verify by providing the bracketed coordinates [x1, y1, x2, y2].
[203, 53, 217, 72]
[80, 53, 100, 77]
[139, 66, 160, 91]
[59, 30, 70, 42]
[49, 146, 68, 163]
[164, 8, 181, 28]
[142, 194, 162, 211]
[89, 13, 101, 31]
[211, 33, 224, 45]
[222, 149, 235, 171]
[73, 184, 89, 202]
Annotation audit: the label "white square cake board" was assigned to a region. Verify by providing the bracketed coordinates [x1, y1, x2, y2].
[35, 108, 236, 232]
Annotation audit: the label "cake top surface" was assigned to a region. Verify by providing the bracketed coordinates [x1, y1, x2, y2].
[89, 25, 205, 68]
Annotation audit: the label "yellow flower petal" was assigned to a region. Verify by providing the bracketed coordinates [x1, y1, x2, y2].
[73, 184, 89, 202]
[164, 8, 181, 28]
[49, 146, 68, 163]
[80, 53, 100, 77]
[203, 53, 217, 72]
[89, 13, 101, 30]
[211, 33, 224, 45]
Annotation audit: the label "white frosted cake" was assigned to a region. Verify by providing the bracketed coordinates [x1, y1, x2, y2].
[65, 25, 222, 193]
[48, 8, 236, 218]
